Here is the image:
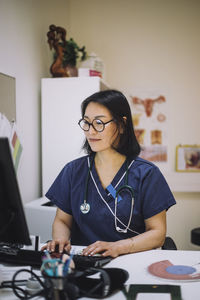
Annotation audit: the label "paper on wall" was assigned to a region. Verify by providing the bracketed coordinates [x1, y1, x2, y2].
[0, 112, 12, 138]
[0, 112, 23, 172]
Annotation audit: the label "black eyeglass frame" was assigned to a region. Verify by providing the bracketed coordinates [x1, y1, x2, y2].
[78, 118, 114, 132]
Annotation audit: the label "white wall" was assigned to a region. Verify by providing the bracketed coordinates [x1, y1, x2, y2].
[0, 0, 199, 250]
[0, 0, 70, 202]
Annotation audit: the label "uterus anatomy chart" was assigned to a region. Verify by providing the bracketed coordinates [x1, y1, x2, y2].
[130, 90, 168, 164]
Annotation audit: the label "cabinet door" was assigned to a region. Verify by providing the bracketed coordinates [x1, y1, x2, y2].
[41, 77, 100, 194]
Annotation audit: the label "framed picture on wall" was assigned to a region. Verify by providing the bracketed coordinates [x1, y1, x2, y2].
[176, 145, 200, 172]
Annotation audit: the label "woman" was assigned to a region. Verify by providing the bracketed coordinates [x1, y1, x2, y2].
[42, 90, 176, 258]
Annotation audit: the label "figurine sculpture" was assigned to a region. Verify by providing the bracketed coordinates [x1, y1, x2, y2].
[47, 24, 87, 77]
[47, 24, 69, 77]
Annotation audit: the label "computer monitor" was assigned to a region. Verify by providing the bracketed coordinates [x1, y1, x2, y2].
[0, 137, 31, 245]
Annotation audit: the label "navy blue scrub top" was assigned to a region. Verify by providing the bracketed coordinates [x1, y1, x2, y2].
[45, 155, 176, 246]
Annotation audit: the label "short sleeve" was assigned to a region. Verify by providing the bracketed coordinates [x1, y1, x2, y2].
[45, 164, 72, 214]
[141, 166, 176, 219]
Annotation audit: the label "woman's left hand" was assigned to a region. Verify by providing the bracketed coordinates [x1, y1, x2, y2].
[82, 239, 131, 258]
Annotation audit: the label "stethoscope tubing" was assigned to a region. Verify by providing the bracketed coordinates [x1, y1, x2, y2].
[87, 157, 140, 235]
[106, 160, 135, 196]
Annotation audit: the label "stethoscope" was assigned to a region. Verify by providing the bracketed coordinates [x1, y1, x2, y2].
[80, 155, 138, 234]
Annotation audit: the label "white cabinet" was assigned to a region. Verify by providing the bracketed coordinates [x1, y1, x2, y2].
[25, 77, 108, 242]
[41, 77, 108, 195]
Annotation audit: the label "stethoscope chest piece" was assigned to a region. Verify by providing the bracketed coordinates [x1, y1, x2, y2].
[80, 202, 90, 214]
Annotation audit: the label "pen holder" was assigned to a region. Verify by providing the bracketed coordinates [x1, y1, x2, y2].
[42, 271, 79, 300]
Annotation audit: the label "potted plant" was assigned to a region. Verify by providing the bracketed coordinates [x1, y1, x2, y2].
[47, 24, 87, 77]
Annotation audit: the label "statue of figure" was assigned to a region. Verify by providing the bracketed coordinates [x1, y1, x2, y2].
[47, 24, 69, 77]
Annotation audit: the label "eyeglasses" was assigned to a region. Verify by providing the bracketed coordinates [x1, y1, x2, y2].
[78, 118, 114, 132]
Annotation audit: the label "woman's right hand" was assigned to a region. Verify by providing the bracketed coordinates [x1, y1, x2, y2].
[41, 238, 71, 254]
[41, 208, 73, 254]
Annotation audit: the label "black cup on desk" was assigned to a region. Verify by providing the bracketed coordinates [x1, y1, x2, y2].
[42, 271, 79, 300]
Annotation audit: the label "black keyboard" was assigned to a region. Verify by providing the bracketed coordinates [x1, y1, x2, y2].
[0, 248, 42, 268]
[0, 242, 24, 249]
[72, 254, 112, 270]
[0, 248, 112, 270]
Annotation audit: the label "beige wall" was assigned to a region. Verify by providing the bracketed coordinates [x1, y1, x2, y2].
[0, 0, 199, 250]
[69, 0, 200, 250]
[168, 193, 200, 250]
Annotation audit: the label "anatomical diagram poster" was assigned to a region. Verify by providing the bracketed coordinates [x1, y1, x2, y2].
[129, 89, 168, 165]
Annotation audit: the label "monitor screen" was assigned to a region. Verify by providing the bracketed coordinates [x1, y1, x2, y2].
[0, 137, 31, 245]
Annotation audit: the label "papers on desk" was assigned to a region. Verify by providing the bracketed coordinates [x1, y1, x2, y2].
[70, 245, 85, 255]
[0, 265, 31, 284]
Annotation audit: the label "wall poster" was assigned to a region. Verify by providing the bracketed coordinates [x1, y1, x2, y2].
[176, 145, 200, 172]
[129, 89, 168, 167]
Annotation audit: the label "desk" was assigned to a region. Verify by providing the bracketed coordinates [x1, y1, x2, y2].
[0, 250, 200, 300]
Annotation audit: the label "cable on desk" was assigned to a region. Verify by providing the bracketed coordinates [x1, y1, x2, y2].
[1, 268, 45, 299]
[1, 264, 129, 299]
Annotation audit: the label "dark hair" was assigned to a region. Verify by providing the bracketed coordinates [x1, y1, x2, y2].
[80, 89, 141, 158]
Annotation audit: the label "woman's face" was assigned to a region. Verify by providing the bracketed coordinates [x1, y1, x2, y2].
[83, 102, 119, 153]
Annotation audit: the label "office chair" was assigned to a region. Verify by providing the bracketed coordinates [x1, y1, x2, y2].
[191, 227, 200, 246]
[161, 236, 177, 250]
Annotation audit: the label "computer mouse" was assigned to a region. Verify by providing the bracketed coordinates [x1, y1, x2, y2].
[49, 244, 69, 258]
